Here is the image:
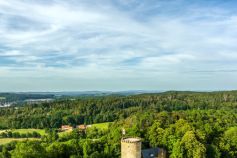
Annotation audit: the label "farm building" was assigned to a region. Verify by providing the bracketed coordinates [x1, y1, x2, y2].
[76, 124, 87, 130]
[61, 125, 73, 131]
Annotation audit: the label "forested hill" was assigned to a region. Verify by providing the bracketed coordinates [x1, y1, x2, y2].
[0, 91, 236, 129]
[0, 93, 55, 103]
[0, 91, 237, 157]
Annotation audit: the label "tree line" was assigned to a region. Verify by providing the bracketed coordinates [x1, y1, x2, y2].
[0, 131, 41, 138]
[0, 91, 236, 129]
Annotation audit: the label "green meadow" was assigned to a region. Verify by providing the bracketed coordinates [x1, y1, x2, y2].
[91, 122, 111, 130]
[0, 129, 45, 135]
[0, 138, 39, 145]
[0, 122, 111, 144]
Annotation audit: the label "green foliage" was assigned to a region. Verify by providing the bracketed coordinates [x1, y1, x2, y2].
[219, 127, 237, 158]
[206, 144, 221, 158]
[1, 91, 237, 129]
[0, 91, 236, 157]
[0, 131, 41, 139]
[179, 131, 206, 158]
[91, 122, 110, 130]
[11, 141, 46, 158]
[171, 140, 183, 158]
[0, 147, 10, 158]
[148, 121, 165, 147]
[46, 142, 70, 158]
[86, 127, 104, 139]
[42, 129, 58, 143]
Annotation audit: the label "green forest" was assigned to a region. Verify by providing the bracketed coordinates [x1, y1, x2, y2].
[0, 91, 237, 158]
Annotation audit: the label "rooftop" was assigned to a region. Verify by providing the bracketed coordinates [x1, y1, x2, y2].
[142, 148, 160, 158]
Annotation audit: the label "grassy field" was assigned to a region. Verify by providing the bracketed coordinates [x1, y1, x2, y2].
[0, 138, 39, 145]
[0, 97, 5, 100]
[58, 129, 72, 137]
[13, 129, 45, 135]
[0, 129, 45, 145]
[0, 122, 112, 144]
[91, 122, 111, 130]
[0, 122, 111, 134]
[0, 129, 45, 135]
[57, 122, 112, 137]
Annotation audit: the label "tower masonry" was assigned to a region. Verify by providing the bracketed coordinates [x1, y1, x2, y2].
[121, 138, 141, 158]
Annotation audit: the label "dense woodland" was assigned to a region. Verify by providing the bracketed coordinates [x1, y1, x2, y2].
[0, 91, 237, 158]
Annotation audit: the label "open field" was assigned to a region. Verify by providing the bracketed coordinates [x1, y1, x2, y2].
[12, 129, 45, 135]
[58, 122, 112, 136]
[91, 122, 111, 130]
[0, 122, 112, 144]
[0, 129, 45, 135]
[0, 138, 40, 145]
[58, 129, 72, 137]
[0, 97, 5, 100]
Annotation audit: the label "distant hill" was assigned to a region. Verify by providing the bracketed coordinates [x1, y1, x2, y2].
[1, 90, 236, 105]
[0, 93, 54, 103]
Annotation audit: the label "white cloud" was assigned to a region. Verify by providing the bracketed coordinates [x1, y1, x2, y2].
[0, 0, 237, 91]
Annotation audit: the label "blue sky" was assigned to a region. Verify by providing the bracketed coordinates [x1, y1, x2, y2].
[0, 0, 237, 91]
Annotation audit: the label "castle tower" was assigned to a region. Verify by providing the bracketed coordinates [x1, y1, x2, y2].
[121, 138, 141, 158]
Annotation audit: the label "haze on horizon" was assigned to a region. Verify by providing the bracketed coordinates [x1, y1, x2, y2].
[0, 0, 237, 92]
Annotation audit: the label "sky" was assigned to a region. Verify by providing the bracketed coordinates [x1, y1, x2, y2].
[0, 0, 237, 92]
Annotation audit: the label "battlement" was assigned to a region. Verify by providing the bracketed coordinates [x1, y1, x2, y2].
[121, 137, 142, 158]
[121, 137, 141, 143]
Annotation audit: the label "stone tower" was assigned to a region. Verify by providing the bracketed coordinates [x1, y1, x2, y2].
[121, 138, 141, 158]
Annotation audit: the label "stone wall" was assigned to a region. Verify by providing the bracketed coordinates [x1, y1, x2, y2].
[158, 148, 167, 158]
[121, 138, 141, 158]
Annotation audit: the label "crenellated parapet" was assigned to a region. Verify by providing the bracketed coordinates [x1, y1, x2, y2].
[121, 137, 141, 143]
[121, 137, 141, 158]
